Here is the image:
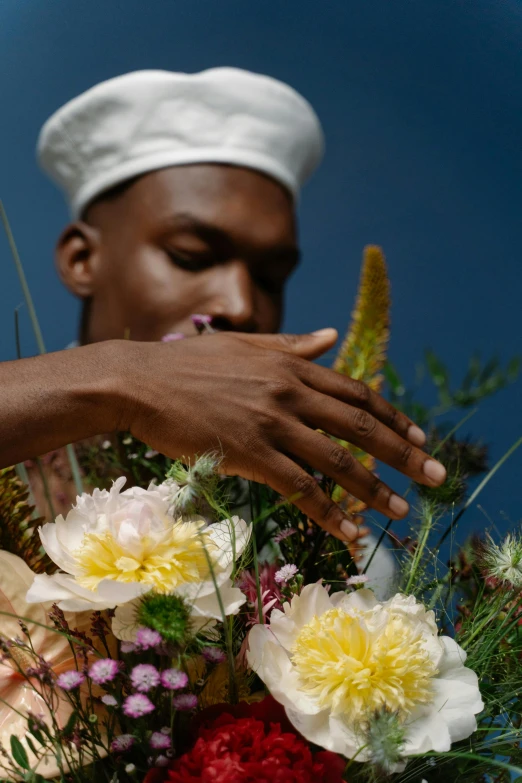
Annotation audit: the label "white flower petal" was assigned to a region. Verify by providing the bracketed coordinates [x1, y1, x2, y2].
[269, 582, 334, 651]
[39, 521, 81, 574]
[189, 581, 246, 620]
[208, 516, 251, 568]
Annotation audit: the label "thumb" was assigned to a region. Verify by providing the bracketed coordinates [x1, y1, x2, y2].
[232, 328, 338, 360]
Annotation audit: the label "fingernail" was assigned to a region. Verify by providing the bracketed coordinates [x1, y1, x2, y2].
[311, 328, 338, 337]
[423, 459, 447, 483]
[340, 518, 359, 541]
[388, 494, 409, 517]
[407, 425, 426, 446]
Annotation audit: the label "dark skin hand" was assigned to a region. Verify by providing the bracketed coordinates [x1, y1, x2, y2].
[0, 163, 446, 540]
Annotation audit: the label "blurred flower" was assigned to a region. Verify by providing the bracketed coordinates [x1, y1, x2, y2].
[274, 564, 299, 584]
[160, 668, 188, 690]
[172, 693, 198, 711]
[101, 694, 118, 707]
[89, 658, 119, 684]
[201, 646, 226, 664]
[123, 693, 155, 718]
[161, 333, 185, 342]
[137, 593, 190, 645]
[111, 734, 135, 752]
[481, 533, 522, 588]
[0, 551, 108, 777]
[365, 708, 405, 774]
[136, 628, 163, 650]
[143, 697, 345, 783]
[130, 664, 160, 692]
[346, 574, 369, 587]
[247, 583, 483, 769]
[56, 670, 85, 691]
[167, 453, 222, 517]
[150, 731, 172, 750]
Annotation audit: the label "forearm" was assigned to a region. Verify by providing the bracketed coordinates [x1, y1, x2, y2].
[0, 340, 129, 467]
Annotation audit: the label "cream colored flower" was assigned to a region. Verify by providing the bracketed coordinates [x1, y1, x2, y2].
[26, 479, 250, 640]
[0, 551, 105, 779]
[247, 584, 483, 768]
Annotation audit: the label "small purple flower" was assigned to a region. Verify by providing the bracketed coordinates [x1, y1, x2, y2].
[191, 313, 213, 327]
[161, 332, 185, 342]
[135, 628, 163, 650]
[155, 755, 171, 767]
[101, 694, 118, 707]
[274, 564, 299, 584]
[160, 668, 188, 690]
[273, 528, 296, 543]
[172, 693, 198, 711]
[120, 641, 137, 654]
[123, 693, 155, 718]
[111, 734, 135, 753]
[150, 731, 172, 750]
[56, 670, 85, 691]
[346, 574, 369, 587]
[89, 658, 119, 684]
[202, 646, 226, 664]
[130, 663, 160, 693]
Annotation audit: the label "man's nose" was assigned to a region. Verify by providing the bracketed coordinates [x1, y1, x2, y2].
[205, 260, 257, 332]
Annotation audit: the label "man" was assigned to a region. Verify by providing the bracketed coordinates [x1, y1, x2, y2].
[0, 67, 446, 541]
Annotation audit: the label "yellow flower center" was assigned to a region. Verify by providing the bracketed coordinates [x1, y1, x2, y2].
[292, 607, 436, 723]
[74, 520, 218, 593]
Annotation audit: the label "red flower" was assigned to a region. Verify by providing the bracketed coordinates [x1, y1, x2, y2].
[144, 697, 345, 783]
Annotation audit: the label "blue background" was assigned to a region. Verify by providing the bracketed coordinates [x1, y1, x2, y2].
[1, 0, 521, 545]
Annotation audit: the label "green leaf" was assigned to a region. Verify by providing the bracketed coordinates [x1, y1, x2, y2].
[10, 735, 29, 770]
[425, 349, 450, 390]
[383, 362, 404, 395]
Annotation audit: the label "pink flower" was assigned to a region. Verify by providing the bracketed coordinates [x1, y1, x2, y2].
[130, 664, 160, 693]
[160, 668, 188, 690]
[346, 574, 369, 587]
[123, 693, 156, 718]
[274, 564, 299, 584]
[136, 628, 163, 650]
[201, 647, 226, 664]
[56, 670, 85, 691]
[120, 641, 137, 653]
[237, 563, 283, 627]
[111, 734, 135, 752]
[161, 333, 185, 342]
[172, 693, 197, 711]
[89, 658, 119, 684]
[150, 731, 172, 750]
[101, 694, 118, 707]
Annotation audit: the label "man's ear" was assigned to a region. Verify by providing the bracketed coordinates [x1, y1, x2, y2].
[55, 221, 102, 297]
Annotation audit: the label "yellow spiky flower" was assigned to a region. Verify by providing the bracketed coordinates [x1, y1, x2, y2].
[332, 246, 391, 517]
[0, 466, 52, 573]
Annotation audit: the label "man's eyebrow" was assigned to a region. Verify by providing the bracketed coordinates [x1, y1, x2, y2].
[158, 212, 301, 265]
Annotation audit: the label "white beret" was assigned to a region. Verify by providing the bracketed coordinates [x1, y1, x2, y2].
[37, 67, 324, 217]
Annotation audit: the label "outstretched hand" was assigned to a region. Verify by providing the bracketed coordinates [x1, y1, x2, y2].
[123, 329, 446, 542]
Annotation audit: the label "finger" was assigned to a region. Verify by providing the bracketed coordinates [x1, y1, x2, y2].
[297, 362, 427, 447]
[232, 328, 338, 361]
[282, 424, 411, 518]
[251, 450, 361, 543]
[298, 389, 446, 487]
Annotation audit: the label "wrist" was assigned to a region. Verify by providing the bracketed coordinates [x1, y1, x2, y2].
[74, 339, 139, 434]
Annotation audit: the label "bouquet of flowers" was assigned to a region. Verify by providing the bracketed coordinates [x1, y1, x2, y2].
[1, 244, 521, 783]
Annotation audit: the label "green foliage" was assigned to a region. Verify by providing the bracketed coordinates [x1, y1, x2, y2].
[385, 352, 520, 427]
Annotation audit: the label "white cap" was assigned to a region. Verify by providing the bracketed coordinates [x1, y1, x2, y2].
[37, 67, 324, 217]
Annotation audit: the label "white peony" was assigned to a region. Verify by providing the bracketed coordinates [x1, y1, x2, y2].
[26, 478, 250, 640]
[247, 584, 483, 767]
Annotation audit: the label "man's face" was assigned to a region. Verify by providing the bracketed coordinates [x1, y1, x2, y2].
[63, 164, 299, 343]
